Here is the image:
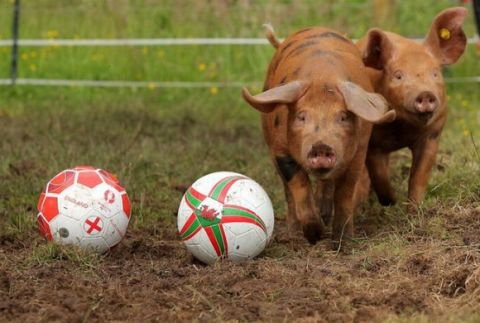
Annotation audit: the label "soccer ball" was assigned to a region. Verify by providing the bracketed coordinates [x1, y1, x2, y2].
[37, 166, 132, 253]
[177, 171, 274, 264]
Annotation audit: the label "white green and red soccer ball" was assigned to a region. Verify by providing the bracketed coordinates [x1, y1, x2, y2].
[177, 171, 274, 264]
[37, 166, 132, 253]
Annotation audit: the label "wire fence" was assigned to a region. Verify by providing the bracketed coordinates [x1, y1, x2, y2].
[0, 78, 256, 88]
[0, 76, 477, 89]
[0, 36, 478, 47]
[1, 0, 479, 88]
[0, 36, 478, 88]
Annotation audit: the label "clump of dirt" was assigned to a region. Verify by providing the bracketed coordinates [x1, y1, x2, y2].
[403, 254, 432, 275]
[439, 268, 470, 297]
[0, 270, 10, 293]
[465, 267, 480, 293]
[8, 160, 47, 178]
[444, 207, 480, 246]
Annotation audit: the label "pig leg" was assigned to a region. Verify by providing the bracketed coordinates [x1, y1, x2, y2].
[275, 155, 325, 243]
[284, 184, 300, 229]
[288, 171, 325, 244]
[408, 136, 439, 207]
[366, 150, 396, 206]
[275, 155, 301, 228]
[331, 136, 370, 249]
[354, 164, 371, 205]
[314, 179, 334, 226]
[331, 174, 356, 248]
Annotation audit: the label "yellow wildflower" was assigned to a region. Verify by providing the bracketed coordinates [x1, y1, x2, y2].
[463, 129, 469, 137]
[46, 30, 59, 39]
[29, 64, 37, 72]
[461, 100, 469, 108]
[198, 63, 206, 71]
[210, 87, 218, 95]
[21, 53, 29, 60]
[142, 47, 148, 55]
[157, 50, 165, 59]
[147, 82, 156, 90]
[30, 51, 37, 58]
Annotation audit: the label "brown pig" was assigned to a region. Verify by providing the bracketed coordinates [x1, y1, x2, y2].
[356, 7, 468, 207]
[242, 26, 395, 245]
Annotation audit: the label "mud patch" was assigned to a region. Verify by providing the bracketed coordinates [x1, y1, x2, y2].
[1, 219, 480, 322]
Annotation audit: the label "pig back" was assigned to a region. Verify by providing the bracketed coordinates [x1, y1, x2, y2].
[264, 27, 369, 91]
[261, 27, 372, 150]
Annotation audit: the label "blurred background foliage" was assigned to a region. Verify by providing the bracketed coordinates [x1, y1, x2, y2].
[0, 0, 478, 83]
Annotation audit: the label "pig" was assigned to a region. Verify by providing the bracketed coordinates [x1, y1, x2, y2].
[356, 7, 468, 207]
[242, 26, 396, 246]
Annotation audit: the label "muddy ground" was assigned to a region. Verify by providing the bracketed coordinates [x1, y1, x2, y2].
[1, 207, 480, 323]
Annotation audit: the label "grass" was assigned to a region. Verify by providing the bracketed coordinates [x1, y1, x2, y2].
[0, 0, 478, 82]
[28, 243, 103, 269]
[0, 0, 480, 321]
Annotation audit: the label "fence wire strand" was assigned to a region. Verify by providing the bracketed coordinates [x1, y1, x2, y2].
[0, 36, 478, 47]
[0, 77, 478, 88]
[0, 78, 256, 88]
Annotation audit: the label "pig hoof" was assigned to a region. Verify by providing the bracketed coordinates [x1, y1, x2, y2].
[331, 236, 352, 251]
[331, 240, 342, 251]
[302, 223, 323, 245]
[331, 230, 354, 250]
[287, 218, 301, 231]
[378, 196, 396, 206]
[407, 202, 421, 214]
[331, 240, 351, 251]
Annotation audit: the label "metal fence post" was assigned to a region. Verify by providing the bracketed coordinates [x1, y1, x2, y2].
[474, 0, 480, 36]
[10, 0, 20, 85]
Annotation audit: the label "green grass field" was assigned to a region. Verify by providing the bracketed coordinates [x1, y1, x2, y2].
[1, 0, 480, 321]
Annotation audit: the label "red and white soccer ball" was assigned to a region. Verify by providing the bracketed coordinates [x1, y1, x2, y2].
[37, 166, 132, 253]
[177, 171, 274, 264]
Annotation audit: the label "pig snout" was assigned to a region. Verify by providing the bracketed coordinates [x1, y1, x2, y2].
[307, 143, 337, 170]
[414, 91, 438, 115]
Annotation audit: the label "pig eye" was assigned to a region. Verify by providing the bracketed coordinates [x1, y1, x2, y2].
[393, 70, 404, 81]
[296, 111, 307, 122]
[432, 70, 439, 78]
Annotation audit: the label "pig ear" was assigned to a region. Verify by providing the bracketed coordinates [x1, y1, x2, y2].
[424, 7, 467, 65]
[241, 81, 308, 113]
[338, 81, 396, 124]
[361, 28, 394, 70]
